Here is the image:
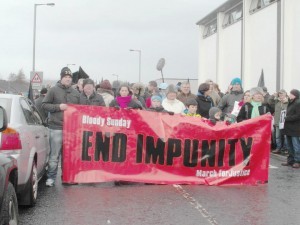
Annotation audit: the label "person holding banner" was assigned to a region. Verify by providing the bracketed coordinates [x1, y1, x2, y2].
[147, 95, 170, 113]
[79, 78, 105, 106]
[268, 89, 289, 154]
[109, 84, 143, 109]
[42, 67, 80, 187]
[281, 89, 300, 168]
[237, 87, 271, 122]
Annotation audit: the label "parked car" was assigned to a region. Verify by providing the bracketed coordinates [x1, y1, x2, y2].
[0, 94, 50, 206]
[0, 106, 19, 224]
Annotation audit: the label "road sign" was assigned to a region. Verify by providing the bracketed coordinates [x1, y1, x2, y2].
[30, 71, 43, 89]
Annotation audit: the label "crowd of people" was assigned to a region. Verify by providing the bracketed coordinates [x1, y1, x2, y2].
[36, 66, 300, 187]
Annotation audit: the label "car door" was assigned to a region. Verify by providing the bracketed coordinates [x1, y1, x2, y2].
[20, 98, 49, 178]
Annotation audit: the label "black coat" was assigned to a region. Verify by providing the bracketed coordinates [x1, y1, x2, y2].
[196, 94, 214, 119]
[282, 98, 300, 137]
[79, 92, 105, 106]
[237, 102, 271, 122]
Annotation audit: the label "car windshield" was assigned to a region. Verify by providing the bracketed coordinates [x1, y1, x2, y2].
[0, 98, 12, 122]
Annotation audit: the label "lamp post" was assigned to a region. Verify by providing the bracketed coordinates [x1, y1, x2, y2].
[112, 74, 119, 81]
[32, 3, 55, 73]
[129, 49, 141, 82]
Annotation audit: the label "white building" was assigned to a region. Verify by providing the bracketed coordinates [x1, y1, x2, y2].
[197, 0, 300, 94]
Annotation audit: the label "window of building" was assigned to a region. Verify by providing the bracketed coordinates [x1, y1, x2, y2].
[203, 20, 217, 38]
[223, 4, 243, 28]
[249, 0, 277, 14]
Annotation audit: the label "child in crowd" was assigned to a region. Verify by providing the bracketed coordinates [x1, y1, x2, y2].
[147, 95, 167, 112]
[208, 107, 222, 124]
[182, 98, 201, 117]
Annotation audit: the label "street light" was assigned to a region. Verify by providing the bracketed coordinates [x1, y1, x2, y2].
[67, 63, 76, 67]
[112, 74, 119, 81]
[129, 49, 141, 82]
[32, 3, 55, 73]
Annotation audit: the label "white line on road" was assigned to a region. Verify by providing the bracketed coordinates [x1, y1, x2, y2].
[173, 184, 219, 225]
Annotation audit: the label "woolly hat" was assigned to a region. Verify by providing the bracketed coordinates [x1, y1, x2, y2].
[166, 84, 177, 95]
[99, 80, 112, 90]
[250, 87, 264, 96]
[185, 98, 198, 107]
[198, 83, 210, 93]
[40, 88, 48, 95]
[290, 89, 300, 99]
[209, 107, 222, 120]
[158, 83, 168, 90]
[151, 95, 162, 103]
[60, 67, 72, 79]
[278, 89, 287, 94]
[230, 77, 242, 86]
[149, 81, 158, 87]
[82, 78, 94, 88]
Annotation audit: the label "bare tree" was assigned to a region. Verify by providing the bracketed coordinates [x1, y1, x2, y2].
[16, 69, 26, 82]
[8, 72, 17, 81]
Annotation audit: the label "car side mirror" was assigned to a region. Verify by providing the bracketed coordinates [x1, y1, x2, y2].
[0, 106, 8, 132]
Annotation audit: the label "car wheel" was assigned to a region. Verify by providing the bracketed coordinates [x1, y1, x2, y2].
[29, 162, 38, 206]
[0, 182, 19, 225]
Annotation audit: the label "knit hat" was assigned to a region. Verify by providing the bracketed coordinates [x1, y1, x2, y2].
[209, 107, 222, 120]
[158, 83, 168, 90]
[166, 84, 177, 95]
[151, 95, 162, 103]
[60, 67, 72, 79]
[278, 89, 287, 94]
[99, 80, 112, 90]
[250, 87, 264, 96]
[185, 98, 198, 107]
[230, 77, 242, 86]
[149, 81, 158, 88]
[82, 78, 94, 88]
[198, 83, 210, 93]
[290, 89, 300, 99]
[40, 88, 48, 95]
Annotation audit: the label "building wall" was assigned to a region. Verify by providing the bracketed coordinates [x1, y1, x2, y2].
[198, 0, 300, 95]
[218, 21, 242, 91]
[198, 32, 217, 84]
[282, 0, 300, 91]
[243, 1, 278, 93]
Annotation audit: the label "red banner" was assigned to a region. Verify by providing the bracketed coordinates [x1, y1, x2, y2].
[62, 105, 271, 185]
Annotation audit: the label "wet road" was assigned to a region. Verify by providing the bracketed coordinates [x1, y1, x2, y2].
[19, 154, 300, 225]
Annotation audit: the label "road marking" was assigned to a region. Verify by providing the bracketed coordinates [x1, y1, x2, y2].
[173, 184, 219, 225]
[269, 165, 278, 169]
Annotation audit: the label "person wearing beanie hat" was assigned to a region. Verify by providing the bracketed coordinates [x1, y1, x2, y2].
[79, 78, 105, 106]
[237, 86, 271, 122]
[147, 95, 170, 113]
[162, 84, 185, 114]
[281, 89, 300, 168]
[42, 67, 80, 187]
[196, 83, 214, 119]
[182, 98, 201, 117]
[60, 67, 72, 79]
[218, 77, 244, 114]
[97, 79, 114, 106]
[269, 89, 289, 154]
[35, 88, 48, 122]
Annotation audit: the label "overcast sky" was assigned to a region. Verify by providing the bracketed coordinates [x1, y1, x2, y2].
[0, 0, 226, 84]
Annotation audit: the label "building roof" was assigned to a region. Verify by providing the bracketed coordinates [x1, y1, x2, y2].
[196, 0, 242, 25]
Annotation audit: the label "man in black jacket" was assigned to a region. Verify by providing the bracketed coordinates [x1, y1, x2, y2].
[281, 89, 300, 168]
[42, 67, 80, 186]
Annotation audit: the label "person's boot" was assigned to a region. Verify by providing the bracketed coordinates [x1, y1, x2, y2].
[292, 163, 300, 168]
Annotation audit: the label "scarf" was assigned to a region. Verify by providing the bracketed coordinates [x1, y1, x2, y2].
[116, 96, 132, 108]
[250, 101, 261, 118]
